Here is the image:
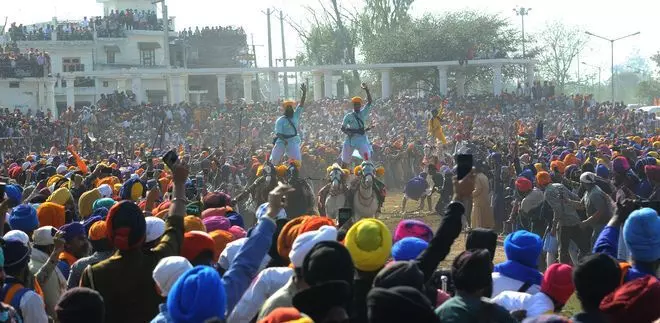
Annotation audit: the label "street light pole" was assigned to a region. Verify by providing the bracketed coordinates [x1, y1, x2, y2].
[582, 62, 602, 98]
[513, 7, 532, 58]
[585, 30, 640, 104]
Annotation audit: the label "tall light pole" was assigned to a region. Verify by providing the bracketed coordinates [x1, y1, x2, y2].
[513, 7, 532, 58]
[152, 0, 170, 67]
[584, 31, 640, 103]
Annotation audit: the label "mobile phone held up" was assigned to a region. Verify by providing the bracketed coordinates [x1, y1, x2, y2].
[454, 154, 473, 181]
[337, 208, 353, 228]
[162, 151, 179, 170]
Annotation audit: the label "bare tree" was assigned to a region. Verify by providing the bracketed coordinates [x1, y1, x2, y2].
[536, 21, 587, 91]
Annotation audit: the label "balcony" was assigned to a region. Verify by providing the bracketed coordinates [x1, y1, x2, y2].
[95, 63, 168, 71]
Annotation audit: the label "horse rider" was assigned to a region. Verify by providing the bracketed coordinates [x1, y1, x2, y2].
[271, 83, 307, 165]
[340, 83, 373, 168]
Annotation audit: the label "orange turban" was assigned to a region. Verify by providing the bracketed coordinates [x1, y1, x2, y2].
[563, 153, 578, 166]
[209, 230, 234, 261]
[536, 171, 551, 187]
[88, 221, 108, 241]
[184, 216, 206, 232]
[277, 216, 310, 263]
[298, 216, 335, 233]
[37, 202, 66, 229]
[351, 97, 362, 104]
[550, 160, 566, 174]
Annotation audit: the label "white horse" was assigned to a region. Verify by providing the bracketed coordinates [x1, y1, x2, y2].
[352, 161, 380, 220]
[323, 164, 348, 219]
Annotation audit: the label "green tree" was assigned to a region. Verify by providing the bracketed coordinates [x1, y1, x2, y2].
[361, 11, 520, 93]
[535, 21, 587, 92]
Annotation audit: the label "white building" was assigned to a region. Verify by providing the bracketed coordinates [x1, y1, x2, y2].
[0, 0, 536, 120]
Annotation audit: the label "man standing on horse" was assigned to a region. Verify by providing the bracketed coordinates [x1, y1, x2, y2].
[270, 83, 307, 165]
[340, 83, 373, 167]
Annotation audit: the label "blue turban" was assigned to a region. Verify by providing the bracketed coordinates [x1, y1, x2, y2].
[59, 223, 86, 242]
[91, 207, 109, 219]
[8, 204, 38, 233]
[227, 212, 244, 229]
[167, 266, 226, 323]
[519, 169, 535, 184]
[595, 164, 609, 179]
[391, 237, 429, 261]
[93, 198, 116, 211]
[503, 230, 542, 268]
[623, 208, 660, 262]
[4, 185, 22, 205]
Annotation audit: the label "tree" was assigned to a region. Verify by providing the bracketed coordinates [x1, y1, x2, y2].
[535, 21, 586, 92]
[360, 11, 521, 93]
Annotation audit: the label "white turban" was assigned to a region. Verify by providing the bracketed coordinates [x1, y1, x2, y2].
[97, 184, 113, 198]
[152, 256, 192, 296]
[145, 217, 166, 243]
[289, 225, 338, 268]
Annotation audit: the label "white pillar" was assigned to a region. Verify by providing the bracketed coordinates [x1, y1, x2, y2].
[438, 67, 448, 96]
[131, 76, 143, 104]
[243, 73, 254, 103]
[492, 64, 503, 96]
[332, 75, 341, 98]
[116, 78, 127, 93]
[526, 63, 535, 87]
[46, 78, 57, 120]
[313, 71, 323, 101]
[216, 74, 227, 104]
[269, 71, 279, 102]
[323, 70, 333, 98]
[94, 77, 102, 103]
[381, 69, 392, 99]
[456, 72, 466, 97]
[65, 76, 75, 109]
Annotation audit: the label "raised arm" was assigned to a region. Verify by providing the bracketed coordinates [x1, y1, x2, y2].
[362, 83, 372, 105]
[298, 82, 307, 108]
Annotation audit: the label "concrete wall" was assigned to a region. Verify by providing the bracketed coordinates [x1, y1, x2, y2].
[0, 80, 42, 112]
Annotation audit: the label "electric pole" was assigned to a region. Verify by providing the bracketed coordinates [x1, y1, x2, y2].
[265, 9, 273, 68]
[251, 34, 264, 101]
[279, 10, 288, 98]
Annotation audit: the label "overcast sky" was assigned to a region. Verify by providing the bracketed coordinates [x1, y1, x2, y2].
[5, 0, 656, 78]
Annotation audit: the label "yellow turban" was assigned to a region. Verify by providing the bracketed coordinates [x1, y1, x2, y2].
[653, 141, 660, 149]
[534, 163, 543, 172]
[78, 188, 101, 218]
[351, 96, 362, 104]
[184, 216, 206, 232]
[47, 187, 72, 206]
[282, 100, 296, 108]
[47, 175, 64, 188]
[344, 218, 392, 272]
[633, 136, 642, 145]
[649, 151, 659, 159]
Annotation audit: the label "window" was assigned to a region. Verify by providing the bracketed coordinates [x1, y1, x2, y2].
[62, 57, 84, 72]
[103, 81, 109, 87]
[9, 82, 19, 88]
[140, 49, 155, 66]
[107, 51, 115, 64]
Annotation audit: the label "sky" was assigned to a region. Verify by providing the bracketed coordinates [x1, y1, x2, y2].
[4, 0, 658, 80]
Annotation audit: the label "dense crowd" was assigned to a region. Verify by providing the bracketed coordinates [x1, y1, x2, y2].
[6, 9, 167, 43]
[0, 44, 51, 79]
[0, 85, 658, 322]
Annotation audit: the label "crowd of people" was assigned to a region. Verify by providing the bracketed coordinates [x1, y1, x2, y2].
[0, 44, 51, 79]
[0, 83, 658, 322]
[6, 9, 167, 43]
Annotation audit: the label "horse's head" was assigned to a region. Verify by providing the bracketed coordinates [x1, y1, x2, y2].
[327, 163, 345, 191]
[423, 144, 432, 156]
[286, 161, 300, 182]
[359, 161, 376, 188]
[262, 160, 275, 183]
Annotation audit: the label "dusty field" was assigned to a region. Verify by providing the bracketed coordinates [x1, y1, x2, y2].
[379, 192, 582, 316]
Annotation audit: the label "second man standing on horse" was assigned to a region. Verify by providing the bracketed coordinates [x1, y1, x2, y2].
[270, 83, 307, 164]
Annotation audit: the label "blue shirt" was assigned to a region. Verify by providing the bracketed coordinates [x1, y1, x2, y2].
[150, 304, 172, 323]
[342, 104, 372, 147]
[593, 225, 658, 281]
[274, 105, 303, 145]
[57, 260, 71, 280]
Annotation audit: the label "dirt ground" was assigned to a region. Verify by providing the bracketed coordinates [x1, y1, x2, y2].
[379, 192, 582, 316]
